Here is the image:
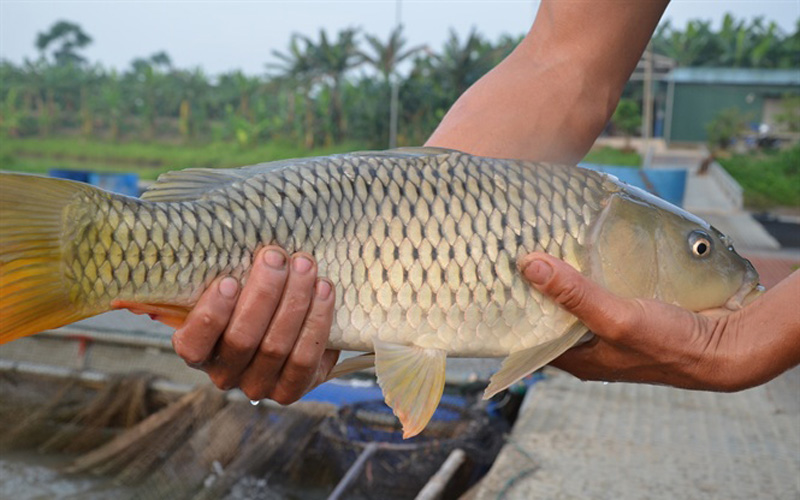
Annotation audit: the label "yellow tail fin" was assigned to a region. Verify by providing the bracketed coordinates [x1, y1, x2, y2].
[0, 173, 99, 343]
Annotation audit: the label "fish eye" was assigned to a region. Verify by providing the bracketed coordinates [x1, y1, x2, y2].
[688, 230, 712, 258]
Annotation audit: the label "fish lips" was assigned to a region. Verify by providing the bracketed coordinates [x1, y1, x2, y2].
[725, 282, 765, 311]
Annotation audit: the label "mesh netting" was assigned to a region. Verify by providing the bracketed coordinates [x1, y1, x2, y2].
[0, 372, 505, 500]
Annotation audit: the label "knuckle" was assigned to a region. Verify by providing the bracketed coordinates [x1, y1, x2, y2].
[240, 385, 265, 402]
[173, 339, 207, 366]
[289, 355, 318, 373]
[608, 300, 645, 338]
[258, 342, 291, 361]
[181, 350, 208, 367]
[224, 330, 259, 355]
[554, 278, 586, 311]
[209, 372, 234, 391]
[270, 391, 296, 406]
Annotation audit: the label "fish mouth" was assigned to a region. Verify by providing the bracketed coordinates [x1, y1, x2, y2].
[725, 283, 764, 310]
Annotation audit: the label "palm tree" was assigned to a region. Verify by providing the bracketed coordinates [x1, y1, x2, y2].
[270, 35, 318, 148]
[360, 25, 426, 147]
[303, 28, 362, 143]
[434, 28, 494, 97]
[653, 20, 717, 67]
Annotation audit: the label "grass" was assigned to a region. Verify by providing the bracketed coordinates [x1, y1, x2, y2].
[717, 145, 800, 210]
[582, 146, 641, 167]
[0, 137, 370, 180]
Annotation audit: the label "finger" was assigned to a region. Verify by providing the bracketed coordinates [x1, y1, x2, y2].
[267, 278, 336, 404]
[550, 341, 628, 382]
[315, 349, 342, 386]
[237, 253, 318, 400]
[519, 252, 644, 341]
[172, 276, 239, 367]
[206, 247, 289, 389]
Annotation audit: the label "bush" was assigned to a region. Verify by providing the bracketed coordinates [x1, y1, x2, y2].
[718, 144, 800, 209]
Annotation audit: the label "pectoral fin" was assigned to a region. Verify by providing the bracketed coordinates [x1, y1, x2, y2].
[110, 300, 191, 328]
[373, 338, 447, 439]
[483, 323, 588, 399]
[326, 353, 375, 381]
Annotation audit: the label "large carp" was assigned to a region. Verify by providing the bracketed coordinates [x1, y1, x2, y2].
[0, 148, 761, 437]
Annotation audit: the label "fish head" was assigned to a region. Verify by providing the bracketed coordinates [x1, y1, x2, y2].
[589, 184, 761, 312]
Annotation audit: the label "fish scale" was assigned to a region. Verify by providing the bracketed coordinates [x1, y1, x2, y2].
[55, 150, 608, 357]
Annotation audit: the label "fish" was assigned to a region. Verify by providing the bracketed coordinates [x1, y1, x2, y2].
[0, 147, 761, 438]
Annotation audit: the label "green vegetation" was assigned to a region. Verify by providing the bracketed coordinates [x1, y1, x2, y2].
[611, 99, 642, 151]
[0, 15, 797, 204]
[0, 138, 367, 179]
[718, 145, 800, 209]
[1, 15, 797, 151]
[583, 146, 642, 167]
[705, 108, 751, 151]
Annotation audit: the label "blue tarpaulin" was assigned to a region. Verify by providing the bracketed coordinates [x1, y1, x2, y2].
[580, 164, 687, 207]
[48, 169, 140, 197]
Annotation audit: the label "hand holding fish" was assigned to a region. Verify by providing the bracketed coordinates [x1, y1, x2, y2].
[522, 253, 800, 392]
[171, 247, 340, 404]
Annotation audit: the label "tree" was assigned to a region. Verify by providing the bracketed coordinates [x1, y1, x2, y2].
[127, 52, 172, 139]
[433, 28, 497, 99]
[612, 99, 641, 151]
[360, 25, 426, 147]
[36, 20, 92, 66]
[304, 28, 362, 143]
[270, 35, 319, 148]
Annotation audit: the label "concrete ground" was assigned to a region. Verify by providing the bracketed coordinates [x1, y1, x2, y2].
[470, 366, 799, 500]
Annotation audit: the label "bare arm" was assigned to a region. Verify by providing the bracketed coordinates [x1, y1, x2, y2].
[426, 0, 669, 164]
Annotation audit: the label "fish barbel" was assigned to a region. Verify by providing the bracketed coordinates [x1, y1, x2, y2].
[0, 148, 760, 437]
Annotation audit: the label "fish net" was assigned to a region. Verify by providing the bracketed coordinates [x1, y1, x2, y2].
[0, 369, 506, 499]
[0, 371, 164, 454]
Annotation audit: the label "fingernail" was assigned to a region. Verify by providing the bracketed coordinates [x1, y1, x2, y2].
[523, 259, 552, 286]
[219, 277, 238, 298]
[316, 279, 332, 299]
[293, 255, 313, 273]
[264, 249, 286, 269]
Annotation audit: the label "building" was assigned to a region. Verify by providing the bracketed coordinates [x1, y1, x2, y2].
[664, 68, 800, 145]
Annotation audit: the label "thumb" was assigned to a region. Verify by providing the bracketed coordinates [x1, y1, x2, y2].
[519, 252, 642, 340]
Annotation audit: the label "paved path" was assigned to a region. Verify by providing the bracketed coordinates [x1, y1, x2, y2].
[471, 366, 800, 500]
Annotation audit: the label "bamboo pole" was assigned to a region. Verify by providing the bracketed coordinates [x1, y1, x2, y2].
[415, 448, 467, 500]
[327, 441, 380, 500]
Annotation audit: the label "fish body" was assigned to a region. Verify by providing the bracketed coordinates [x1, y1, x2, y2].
[0, 148, 760, 437]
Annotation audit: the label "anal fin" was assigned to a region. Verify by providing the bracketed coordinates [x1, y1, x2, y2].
[483, 322, 588, 400]
[373, 338, 447, 439]
[110, 300, 191, 328]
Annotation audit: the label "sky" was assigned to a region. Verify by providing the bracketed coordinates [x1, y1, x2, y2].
[0, 0, 798, 77]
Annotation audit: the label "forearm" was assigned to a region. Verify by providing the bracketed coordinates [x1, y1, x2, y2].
[722, 271, 800, 389]
[425, 0, 669, 164]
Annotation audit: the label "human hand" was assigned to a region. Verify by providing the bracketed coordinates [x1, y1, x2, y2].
[170, 246, 339, 404]
[518, 252, 755, 392]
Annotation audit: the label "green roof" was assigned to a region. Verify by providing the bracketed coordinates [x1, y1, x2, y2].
[669, 68, 800, 86]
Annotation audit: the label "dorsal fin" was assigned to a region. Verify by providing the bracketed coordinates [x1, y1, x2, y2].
[350, 146, 460, 158]
[140, 168, 249, 202]
[139, 158, 313, 202]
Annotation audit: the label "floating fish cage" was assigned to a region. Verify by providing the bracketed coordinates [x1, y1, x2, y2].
[0, 364, 510, 500]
